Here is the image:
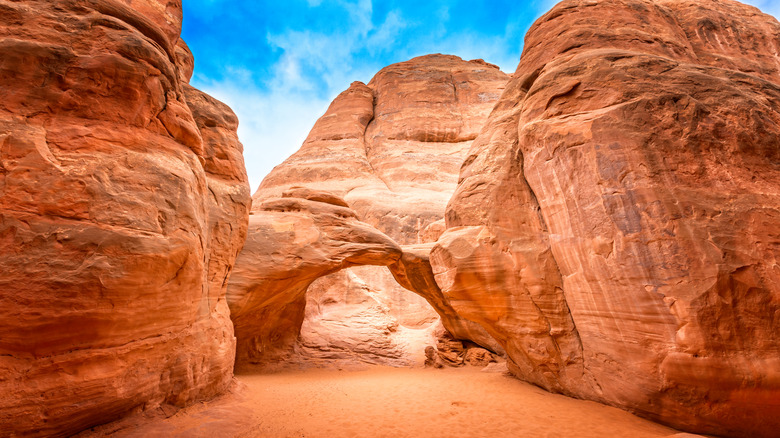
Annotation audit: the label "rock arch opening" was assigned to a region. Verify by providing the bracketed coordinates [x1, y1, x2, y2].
[226, 188, 501, 370]
[296, 266, 442, 368]
[225, 54, 511, 372]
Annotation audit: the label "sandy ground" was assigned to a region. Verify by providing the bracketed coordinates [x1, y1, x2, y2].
[82, 367, 703, 438]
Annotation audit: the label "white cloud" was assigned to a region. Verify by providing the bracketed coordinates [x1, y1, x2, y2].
[198, 0, 780, 195]
[743, 0, 780, 19]
[190, 0, 780, 194]
[191, 0, 533, 192]
[191, 1, 394, 192]
[196, 1, 406, 192]
[365, 11, 407, 52]
[194, 75, 332, 194]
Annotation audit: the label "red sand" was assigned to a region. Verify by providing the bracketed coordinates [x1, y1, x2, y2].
[81, 367, 702, 438]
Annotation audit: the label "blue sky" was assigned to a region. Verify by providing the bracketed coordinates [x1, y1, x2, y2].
[181, 0, 780, 192]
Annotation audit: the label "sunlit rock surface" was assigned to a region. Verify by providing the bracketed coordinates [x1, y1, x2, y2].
[0, 1, 250, 435]
[4, 0, 779, 436]
[430, 0, 780, 436]
[230, 55, 509, 367]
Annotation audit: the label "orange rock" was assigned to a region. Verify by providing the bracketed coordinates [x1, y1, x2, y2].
[227, 194, 402, 368]
[231, 55, 509, 367]
[431, 0, 780, 436]
[255, 55, 509, 220]
[254, 55, 508, 247]
[388, 244, 504, 355]
[0, 1, 249, 435]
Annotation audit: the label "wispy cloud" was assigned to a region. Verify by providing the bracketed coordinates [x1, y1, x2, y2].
[192, 74, 332, 193]
[743, 0, 780, 19]
[184, 0, 780, 193]
[190, 1, 396, 191]
[184, 0, 554, 191]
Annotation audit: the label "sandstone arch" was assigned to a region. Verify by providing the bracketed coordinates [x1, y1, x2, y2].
[226, 188, 499, 368]
[228, 55, 510, 369]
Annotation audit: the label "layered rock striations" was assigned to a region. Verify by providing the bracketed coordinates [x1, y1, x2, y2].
[4, 0, 778, 436]
[0, 1, 250, 436]
[254, 54, 508, 229]
[430, 0, 780, 436]
[229, 55, 508, 367]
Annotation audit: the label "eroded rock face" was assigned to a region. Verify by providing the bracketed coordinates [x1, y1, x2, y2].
[430, 0, 780, 436]
[255, 54, 508, 230]
[389, 244, 504, 355]
[227, 189, 403, 368]
[0, 1, 250, 435]
[230, 55, 509, 367]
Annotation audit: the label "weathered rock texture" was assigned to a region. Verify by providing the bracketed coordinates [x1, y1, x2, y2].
[430, 0, 780, 437]
[229, 55, 508, 367]
[254, 54, 508, 228]
[0, 1, 250, 436]
[389, 243, 504, 354]
[227, 189, 402, 367]
[424, 334, 499, 369]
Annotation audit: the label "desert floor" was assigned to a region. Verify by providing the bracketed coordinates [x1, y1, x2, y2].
[80, 366, 703, 438]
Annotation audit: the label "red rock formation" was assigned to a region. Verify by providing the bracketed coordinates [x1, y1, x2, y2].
[255, 55, 508, 223]
[230, 55, 509, 367]
[0, 1, 250, 435]
[389, 244, 504, 354]
[430, 0, 780, 436]
[227, 189, 402, 367]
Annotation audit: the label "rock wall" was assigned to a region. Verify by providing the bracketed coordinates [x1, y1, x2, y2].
[254, 54, 508, 232]
[230, 55, 508, 367]
[5, 0, 777, 436]
[430, 0, 780, 437]
[0, 1, 250, 436]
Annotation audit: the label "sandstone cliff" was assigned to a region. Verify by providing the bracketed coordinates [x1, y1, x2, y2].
[0, 1, 250, 435]
[229, 55, 508, 368]
[4, 0, 779, 436]
[430, 0, 780, 437]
